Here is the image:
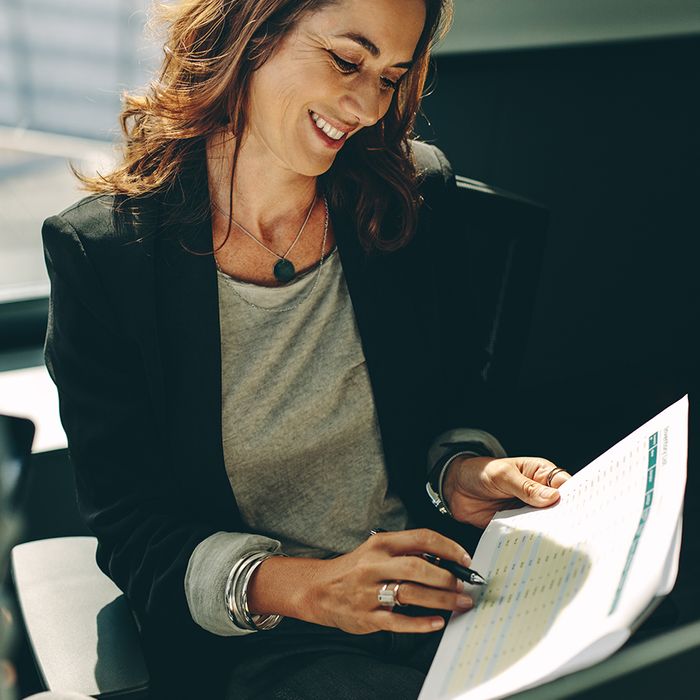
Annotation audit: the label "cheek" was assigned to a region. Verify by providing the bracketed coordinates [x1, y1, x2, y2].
[250, 72, 299, 126]
[380, 95, 394, 118]
[252, 59, 330, 122]
[372, 92, 395, 125]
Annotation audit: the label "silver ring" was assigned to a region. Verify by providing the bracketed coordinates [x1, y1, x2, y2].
[378, 582, 406, 608]
[546, 467, 566, 487]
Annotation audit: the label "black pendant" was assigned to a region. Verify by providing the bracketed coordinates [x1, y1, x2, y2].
[274, 258, 296, 283]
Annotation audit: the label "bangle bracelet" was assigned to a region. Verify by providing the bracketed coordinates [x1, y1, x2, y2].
[232, 552, 266, 629]
[426, 444, 489, 517]
[240, 552, 287, 630]
[225, 552, 269, 629]
[224, 551, 287, 632]
[224, 555, 253, 629]
[237, 553, 267, 629]
[240, 553, 285, 631]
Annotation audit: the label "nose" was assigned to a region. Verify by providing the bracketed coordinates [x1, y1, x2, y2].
[340, 78, 384, 128]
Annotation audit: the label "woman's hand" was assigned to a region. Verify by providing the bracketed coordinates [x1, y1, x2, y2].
[250, 529, 475, 635]
[443, 455, 571, 528]
[249, 461, 571, 634]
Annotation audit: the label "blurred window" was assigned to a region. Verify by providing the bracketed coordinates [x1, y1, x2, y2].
[3, 0, 699, 304]
[0, 0, 158, 303]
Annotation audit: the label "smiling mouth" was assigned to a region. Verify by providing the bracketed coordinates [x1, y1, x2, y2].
[309, 110, 349, 141]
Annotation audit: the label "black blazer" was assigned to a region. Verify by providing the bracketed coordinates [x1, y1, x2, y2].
[42, 140, 492, 694]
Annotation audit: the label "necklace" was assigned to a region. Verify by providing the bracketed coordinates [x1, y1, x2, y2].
[214, 193, 317, 283]
[216, 195, 330, 313]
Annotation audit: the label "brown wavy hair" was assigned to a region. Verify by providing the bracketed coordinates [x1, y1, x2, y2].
[77, 0, 453, 253]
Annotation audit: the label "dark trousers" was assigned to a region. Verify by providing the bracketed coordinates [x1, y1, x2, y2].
[223, 612, 448, 700]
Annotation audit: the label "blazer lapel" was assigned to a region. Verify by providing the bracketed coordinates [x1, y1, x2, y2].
[332, 202, 441, 504]
[154, 198, 241, 529]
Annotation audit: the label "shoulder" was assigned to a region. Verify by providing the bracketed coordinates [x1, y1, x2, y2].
[409, 140, 455, 191]
[43, 194, 117, 257]
[42, 194, 160, 318]
[53, 193, 116, 235]
[407, 140, 458, 226]
[44, 193, 157, 247]
[41, 195, 113, 286]
[42, 193, 164, 346]
[42, 193, 158, 271]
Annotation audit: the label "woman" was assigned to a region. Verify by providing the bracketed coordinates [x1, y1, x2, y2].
[42, 0, 569, 697]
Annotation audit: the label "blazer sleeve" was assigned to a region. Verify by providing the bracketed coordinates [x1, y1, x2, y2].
[42, 212, 222, 633]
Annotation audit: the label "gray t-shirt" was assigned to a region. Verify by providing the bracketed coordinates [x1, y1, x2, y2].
[184, 247, 505, 636]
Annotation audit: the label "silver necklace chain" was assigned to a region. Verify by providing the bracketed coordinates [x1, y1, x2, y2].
[215, 195, 330, 313]
[212, 192, 316, 262]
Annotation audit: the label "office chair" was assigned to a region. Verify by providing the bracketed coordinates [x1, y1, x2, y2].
[1, 414, 93, 700]
[9, 175, 548, 698]
[1, 413, 34, 699]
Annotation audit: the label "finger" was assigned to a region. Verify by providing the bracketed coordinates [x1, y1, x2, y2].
[516, 457, 559, 480]
[497, 468, 560, 508]
[393, 582, 473, 612]
[373, 610, 447, 634]
[370, 528, 471, 565]
[390, 555, 462, 592]
[547, 469, 572, 488]
[526, 461, 572, 489]
[517, 458, 572, 488]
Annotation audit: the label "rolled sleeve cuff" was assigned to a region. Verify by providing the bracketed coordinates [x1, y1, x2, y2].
[427, 428, 507, 514]
[185, 531, 282, 636]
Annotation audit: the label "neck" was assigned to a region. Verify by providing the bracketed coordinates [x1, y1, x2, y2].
[206, 129, 318, 246]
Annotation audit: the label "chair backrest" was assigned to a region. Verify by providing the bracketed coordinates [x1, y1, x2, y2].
[453, 175, 548, 398]
[0, 414, 35, 510]
[0, 299, 50, 354]
[1, 414, 35, 700]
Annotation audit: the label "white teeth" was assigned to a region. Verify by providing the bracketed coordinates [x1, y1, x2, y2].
[323, 123, 343, 139]
[311, 111, 345, 140]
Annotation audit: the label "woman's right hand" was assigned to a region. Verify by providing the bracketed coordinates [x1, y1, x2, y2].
[297, 528, 474, 634]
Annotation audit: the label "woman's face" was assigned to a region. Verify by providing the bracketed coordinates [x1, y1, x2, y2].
[244, 0, 427, 177]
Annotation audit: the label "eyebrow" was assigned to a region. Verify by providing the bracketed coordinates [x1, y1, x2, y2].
[335, 32, 414, 69]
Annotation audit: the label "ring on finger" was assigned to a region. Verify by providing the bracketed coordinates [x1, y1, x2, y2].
[392, 582, 407, 607]
[378, 581, 407, 609]
[546, 467, 567, 487]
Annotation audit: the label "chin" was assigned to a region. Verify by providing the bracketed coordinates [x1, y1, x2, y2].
[296, 155, 336, 178]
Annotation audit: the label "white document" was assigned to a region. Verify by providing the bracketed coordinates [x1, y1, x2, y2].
[420, 395, 688, 700]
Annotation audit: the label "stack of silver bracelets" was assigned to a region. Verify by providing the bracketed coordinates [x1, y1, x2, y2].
[224, 550, 287, 631]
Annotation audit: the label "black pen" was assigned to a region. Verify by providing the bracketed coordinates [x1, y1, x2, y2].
[369, 529, 487, 586]
[422, 553, 487, 586]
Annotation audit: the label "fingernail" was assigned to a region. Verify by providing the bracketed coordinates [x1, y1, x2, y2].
[540, 487, 557, 498]
[462, 553, 472, 566]
[457, 596, 473, 608]
[431, 618, 445, 629]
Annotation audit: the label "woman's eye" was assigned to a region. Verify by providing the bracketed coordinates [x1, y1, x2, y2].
[329, 52, 358, 73]
[328, 51, 400, 92]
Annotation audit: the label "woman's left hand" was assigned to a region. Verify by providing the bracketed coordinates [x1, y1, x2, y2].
[442, 456, 572, 528]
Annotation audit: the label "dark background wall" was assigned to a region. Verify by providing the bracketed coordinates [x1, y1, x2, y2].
[420, 35, 698, 467]
[418, 35, 699, 624]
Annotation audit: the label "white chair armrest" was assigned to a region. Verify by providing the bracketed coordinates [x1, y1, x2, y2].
[11, 537, 149, 698]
